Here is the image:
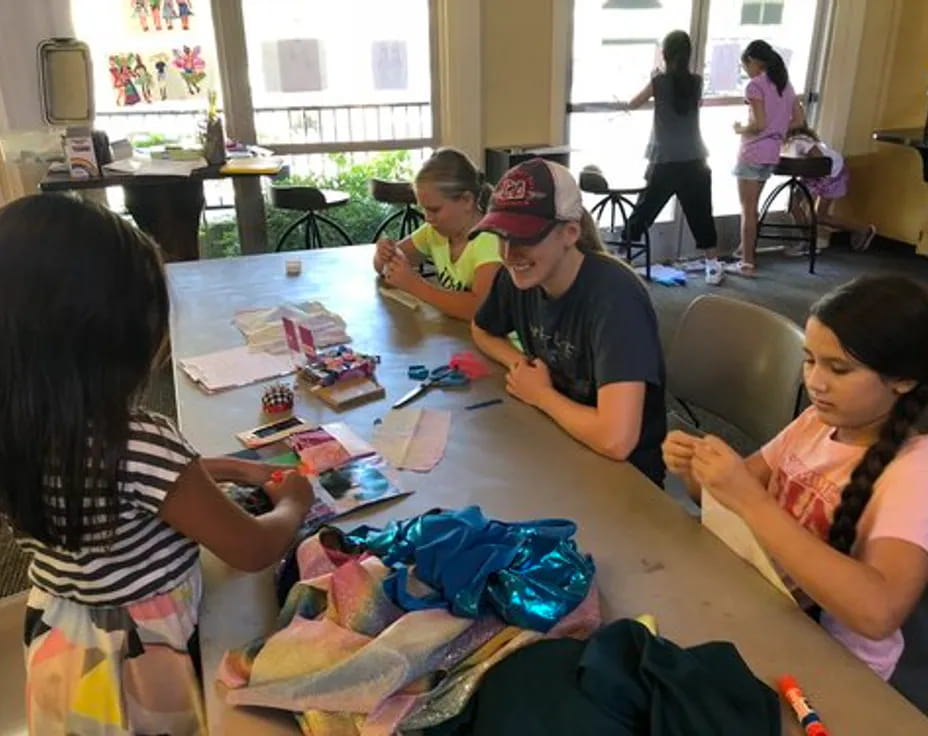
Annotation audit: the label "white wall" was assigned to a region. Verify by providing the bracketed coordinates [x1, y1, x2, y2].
[0, 0, 75, 131]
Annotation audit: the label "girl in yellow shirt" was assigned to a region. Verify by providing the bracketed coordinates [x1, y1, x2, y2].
[373, 148, 502, 320]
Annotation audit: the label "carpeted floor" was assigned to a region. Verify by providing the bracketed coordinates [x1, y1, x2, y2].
[2, 239, 927, 597]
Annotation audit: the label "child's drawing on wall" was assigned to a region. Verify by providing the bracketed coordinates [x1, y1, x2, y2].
[173, 45, 206, 95]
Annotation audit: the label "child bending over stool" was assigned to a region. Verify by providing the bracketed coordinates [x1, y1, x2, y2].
[782, 124, 877, 256]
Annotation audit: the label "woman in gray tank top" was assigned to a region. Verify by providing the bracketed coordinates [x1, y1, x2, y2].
[619, 31, 722, 285]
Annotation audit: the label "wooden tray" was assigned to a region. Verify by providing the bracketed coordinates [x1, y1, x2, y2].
[305, 376, 385, 410]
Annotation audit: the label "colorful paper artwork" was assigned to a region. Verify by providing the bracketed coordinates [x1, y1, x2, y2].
[129, 0, 193, 33]
[173, 45, 207, 95]
[151, 52, 171, 101]
[108, 48, 206, 105]
[109, 54, 141, 106]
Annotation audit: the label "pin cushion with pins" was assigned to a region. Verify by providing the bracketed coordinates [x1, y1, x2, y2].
[262, 382, 295, 414]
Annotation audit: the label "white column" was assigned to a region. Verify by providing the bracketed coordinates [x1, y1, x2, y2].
[816, 0, 902, 156]
[431, 0, 483, 163]
[549, 0, 570, 146]
[210, 0, 268, 254]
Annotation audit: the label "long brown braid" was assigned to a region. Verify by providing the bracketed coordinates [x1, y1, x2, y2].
[827, 384, 928, 554]
[810, 276, 928, 556]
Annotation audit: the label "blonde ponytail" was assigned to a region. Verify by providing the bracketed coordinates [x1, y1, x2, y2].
[415, 147, 489, 212]
[576, 209, 606, 255]
[575, 209, 639, 275]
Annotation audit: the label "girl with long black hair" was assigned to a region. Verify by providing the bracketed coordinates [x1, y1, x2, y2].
[664, 275, 928, 688]
[620, 30, 722, 285]
[0, 195, 314, 734]
[729, 39, 804, 276]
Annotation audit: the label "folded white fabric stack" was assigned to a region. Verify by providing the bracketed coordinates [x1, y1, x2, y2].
[233, 301, 351, 353]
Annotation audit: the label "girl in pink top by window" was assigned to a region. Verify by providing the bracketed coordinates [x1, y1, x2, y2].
[664, 276, 928, 702]
[728, 40, 803, 277]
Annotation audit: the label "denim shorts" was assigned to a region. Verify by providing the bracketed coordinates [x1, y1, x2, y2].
[732, 161, 776, 181]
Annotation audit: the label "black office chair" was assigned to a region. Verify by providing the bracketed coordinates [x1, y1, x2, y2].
[579, 168, 651, 280]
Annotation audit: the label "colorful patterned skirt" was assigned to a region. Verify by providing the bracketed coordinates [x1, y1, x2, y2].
[23, 568, 206, 735]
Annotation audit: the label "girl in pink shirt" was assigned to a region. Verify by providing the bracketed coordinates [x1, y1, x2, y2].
[664, 276, 928, 698]
[729, 40, 803, 277]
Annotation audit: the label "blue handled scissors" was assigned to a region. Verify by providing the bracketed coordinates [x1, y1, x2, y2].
[393, 364, 470, 408]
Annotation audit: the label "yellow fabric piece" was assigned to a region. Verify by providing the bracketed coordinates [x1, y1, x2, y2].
[458, 625, 524, 669]
[71, 658, 124, 726]
[635, 613, 658, 635]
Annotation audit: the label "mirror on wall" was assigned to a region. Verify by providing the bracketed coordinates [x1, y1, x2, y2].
[37, 38, 94, 126]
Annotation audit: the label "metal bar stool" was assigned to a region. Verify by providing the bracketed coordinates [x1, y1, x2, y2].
[270, 185, 353, 251]
[369, 179, 424, 242]
[579, 169, 651, 280]
[756, 156, 832, 274]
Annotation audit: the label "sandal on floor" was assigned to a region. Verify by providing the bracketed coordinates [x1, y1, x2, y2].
[723, 260, 756, 277]
[783, 244, 809, 258]
[850, 224, 877, 252]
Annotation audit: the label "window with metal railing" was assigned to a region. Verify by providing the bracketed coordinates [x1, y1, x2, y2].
[71, 0, 436, 254]
[241, 0, 433, 155]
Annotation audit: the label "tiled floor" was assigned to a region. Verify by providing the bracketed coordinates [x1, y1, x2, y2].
[0, 593, 26, 736]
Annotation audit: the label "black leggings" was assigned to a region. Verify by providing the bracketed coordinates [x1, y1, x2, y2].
[625, 159, 717, 250]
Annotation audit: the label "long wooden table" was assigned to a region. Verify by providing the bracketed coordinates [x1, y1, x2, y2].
[167, 245, 928, 735]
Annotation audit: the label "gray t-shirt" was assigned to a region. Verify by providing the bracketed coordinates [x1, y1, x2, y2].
[475, 255, 667, 485]
[645, 72, 708, 164]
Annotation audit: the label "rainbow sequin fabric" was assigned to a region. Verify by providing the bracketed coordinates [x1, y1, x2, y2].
[219, 510, 600, 734]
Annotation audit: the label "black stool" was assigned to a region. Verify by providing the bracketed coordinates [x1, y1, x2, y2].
[579, 169, 651, 280]
[270, 186, 353, 251]
[370, 179, 424, 241]
[756, 156, 832, 274]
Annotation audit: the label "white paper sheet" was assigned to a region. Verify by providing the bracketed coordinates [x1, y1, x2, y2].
[103, 157, 207, 177]
[707, 42, 741, 94]
[372, 408, 450, 472]
[702, 489, 797, 603]
[179, 345, 298, 393]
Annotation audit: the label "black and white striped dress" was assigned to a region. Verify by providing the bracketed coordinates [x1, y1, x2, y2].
[18, 411, 201, 606]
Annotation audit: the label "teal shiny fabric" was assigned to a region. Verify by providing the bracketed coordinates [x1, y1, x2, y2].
[346, 506, 595, 632]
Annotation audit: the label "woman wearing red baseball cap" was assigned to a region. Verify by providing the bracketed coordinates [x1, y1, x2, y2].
[470, 158, 667, 486]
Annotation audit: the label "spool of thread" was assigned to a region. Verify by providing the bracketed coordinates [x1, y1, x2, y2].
[286, 259, 302, 276]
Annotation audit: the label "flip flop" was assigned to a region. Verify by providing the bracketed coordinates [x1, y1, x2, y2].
[723, 260, 756, 277]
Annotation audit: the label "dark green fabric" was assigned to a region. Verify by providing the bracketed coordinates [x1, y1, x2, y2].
[427, 619, 780, 736]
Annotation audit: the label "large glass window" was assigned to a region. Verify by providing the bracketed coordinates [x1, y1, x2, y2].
[69, 0, 436, 256]
[241, 0, 433, 149]
[740, 0, 785, 26]
[703, 0, 818, 98]
[702, 0, 821, 214]
[569, 0, 694, 224]
[568, 0, 827, 242]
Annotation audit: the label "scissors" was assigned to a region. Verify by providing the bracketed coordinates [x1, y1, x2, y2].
[393, 365, 470, 409]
